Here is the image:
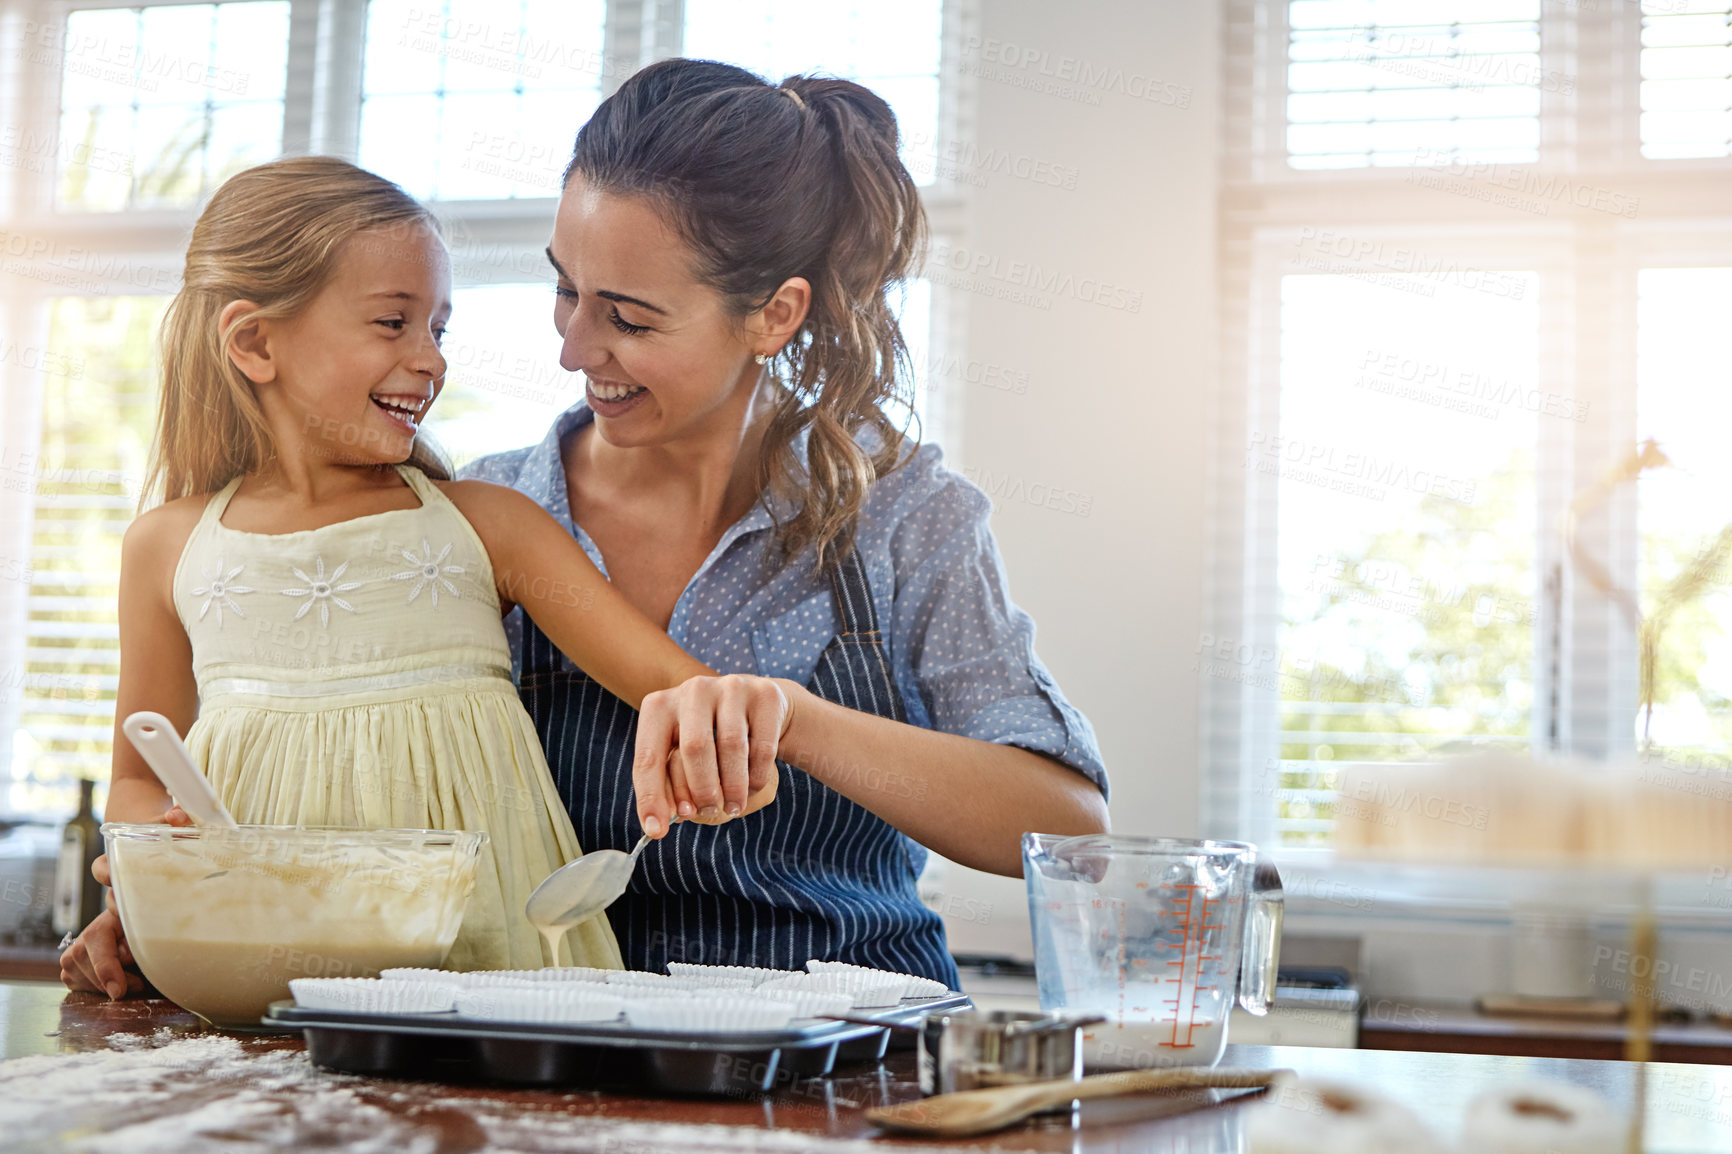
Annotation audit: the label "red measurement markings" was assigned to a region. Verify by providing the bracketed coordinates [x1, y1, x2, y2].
[1154, 884, 1223, 1048]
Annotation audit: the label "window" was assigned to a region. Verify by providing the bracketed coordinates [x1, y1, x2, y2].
[359, 0, 606, 200]
[682, 0, 943, 185]
[1636, 269, 1732, 752]
[1639, 1, 1732, 160]
[422, 283, 582, 469]
[0, 0, 956, 823]
[56, 2, 292, 211]
[13, 297, 164, 817]
[1269, 271, 1539, 845]
[1286, 0, 1542, 169]
[1212, 0, 1732, 850]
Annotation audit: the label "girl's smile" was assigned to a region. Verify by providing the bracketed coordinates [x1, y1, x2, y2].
[370, 391, 433, 435]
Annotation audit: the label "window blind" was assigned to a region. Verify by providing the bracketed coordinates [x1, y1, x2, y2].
[12, 297, 163, 818]
[1639, 1, 1732, 159]
[1286, 0, 1543, 169]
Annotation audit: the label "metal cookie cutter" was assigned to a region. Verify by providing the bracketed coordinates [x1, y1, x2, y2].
[918, 1009, 1107, 1096]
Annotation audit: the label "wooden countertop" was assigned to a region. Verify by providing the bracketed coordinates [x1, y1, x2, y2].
[4, 981, 1732, 1151]
[0, 944, 61, 983]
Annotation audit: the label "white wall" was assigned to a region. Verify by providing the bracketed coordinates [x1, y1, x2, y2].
[929, 0, 1221, 958]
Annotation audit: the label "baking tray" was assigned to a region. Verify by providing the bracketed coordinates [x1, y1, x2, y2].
[264, 991, 969, 1094]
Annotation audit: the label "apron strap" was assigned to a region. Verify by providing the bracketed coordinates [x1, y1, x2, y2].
[827, 546, 882, 639]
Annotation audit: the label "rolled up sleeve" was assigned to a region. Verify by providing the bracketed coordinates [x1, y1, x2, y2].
[887, 455, 1109, 800]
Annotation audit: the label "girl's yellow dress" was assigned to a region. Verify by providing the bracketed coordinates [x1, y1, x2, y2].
[170, 463, 622, 971]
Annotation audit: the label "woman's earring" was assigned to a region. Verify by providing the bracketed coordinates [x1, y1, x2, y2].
[754, 353, 768, 366]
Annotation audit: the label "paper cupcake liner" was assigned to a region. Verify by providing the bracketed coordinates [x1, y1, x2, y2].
[290, 978, 457, 1015]
[623, 995, 796, 1034]
[1245, 1076, 1446, 1154]
[806, 959, 947, 998]
[666, 963, 800, 986]
[604, 970, 703, 991]
[462, 968, 613, 988]
[648, 970, 757, 990]
[378, 968, 467, 986]
[454, 986, 625, 1024]
[765, 989, 855, 1018]
[768, 970, 905, 1007]
[1462, 1081, 1621, 1154]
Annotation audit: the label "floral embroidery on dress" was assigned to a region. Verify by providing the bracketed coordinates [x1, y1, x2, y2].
[190, 558, 253, 626]
[392, 539, 464, 607]
[282, 556, 363, 628]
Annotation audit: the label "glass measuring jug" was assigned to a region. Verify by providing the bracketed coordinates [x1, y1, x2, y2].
[1022, 834, 1284, 1071]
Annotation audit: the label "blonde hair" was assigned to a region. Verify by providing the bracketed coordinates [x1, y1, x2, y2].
[142, 156, 450, 510]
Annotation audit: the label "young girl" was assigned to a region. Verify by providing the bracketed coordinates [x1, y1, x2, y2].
[60, 155, 784, 993]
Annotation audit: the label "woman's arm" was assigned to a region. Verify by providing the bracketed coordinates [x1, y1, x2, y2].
[637, 678, 1108, 875]
[443, 480, 784, 818]
[631, 450, 1110, 874]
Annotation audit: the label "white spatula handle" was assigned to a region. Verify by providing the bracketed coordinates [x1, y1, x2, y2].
[121, 711, 237, 827]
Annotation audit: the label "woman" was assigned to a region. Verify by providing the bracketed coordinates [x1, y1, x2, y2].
[460, 59, 1109, 987]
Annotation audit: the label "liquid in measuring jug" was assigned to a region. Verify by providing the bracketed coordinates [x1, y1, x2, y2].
[1024, 834, 1283, 1071]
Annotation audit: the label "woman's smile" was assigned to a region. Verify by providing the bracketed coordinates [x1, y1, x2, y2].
[586, 375, 650, 417]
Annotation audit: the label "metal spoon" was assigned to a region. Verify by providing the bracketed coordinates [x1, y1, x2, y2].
[121, 711, 237, 828]
[525, 827, 667, 964]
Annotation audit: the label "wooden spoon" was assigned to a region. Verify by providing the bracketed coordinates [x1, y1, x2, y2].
[865, 1066, 1289, 1137]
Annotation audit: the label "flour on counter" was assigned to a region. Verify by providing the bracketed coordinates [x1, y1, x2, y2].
[0, 1033, 965, 1154]
[0, 1033, 426, 1154]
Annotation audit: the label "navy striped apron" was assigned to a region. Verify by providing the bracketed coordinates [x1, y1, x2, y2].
[519, 548, 960, 988]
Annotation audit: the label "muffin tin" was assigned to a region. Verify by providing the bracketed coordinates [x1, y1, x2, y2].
[264, 990, 968, 1094]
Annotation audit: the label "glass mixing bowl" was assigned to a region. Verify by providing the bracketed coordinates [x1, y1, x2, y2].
[102, 823, 486, 1027]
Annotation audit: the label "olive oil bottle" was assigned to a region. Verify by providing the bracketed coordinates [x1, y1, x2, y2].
[52, 779, 103, 937]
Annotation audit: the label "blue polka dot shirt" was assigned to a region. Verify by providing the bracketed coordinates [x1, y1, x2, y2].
[457, 401, 1108, 798]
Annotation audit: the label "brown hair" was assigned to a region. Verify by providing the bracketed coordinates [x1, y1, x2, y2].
[142, 156, 450, 510]
[566, 58, 925, 570]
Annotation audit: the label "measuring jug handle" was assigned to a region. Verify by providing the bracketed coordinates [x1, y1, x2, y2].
[1238, 856, 1284, 1016]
